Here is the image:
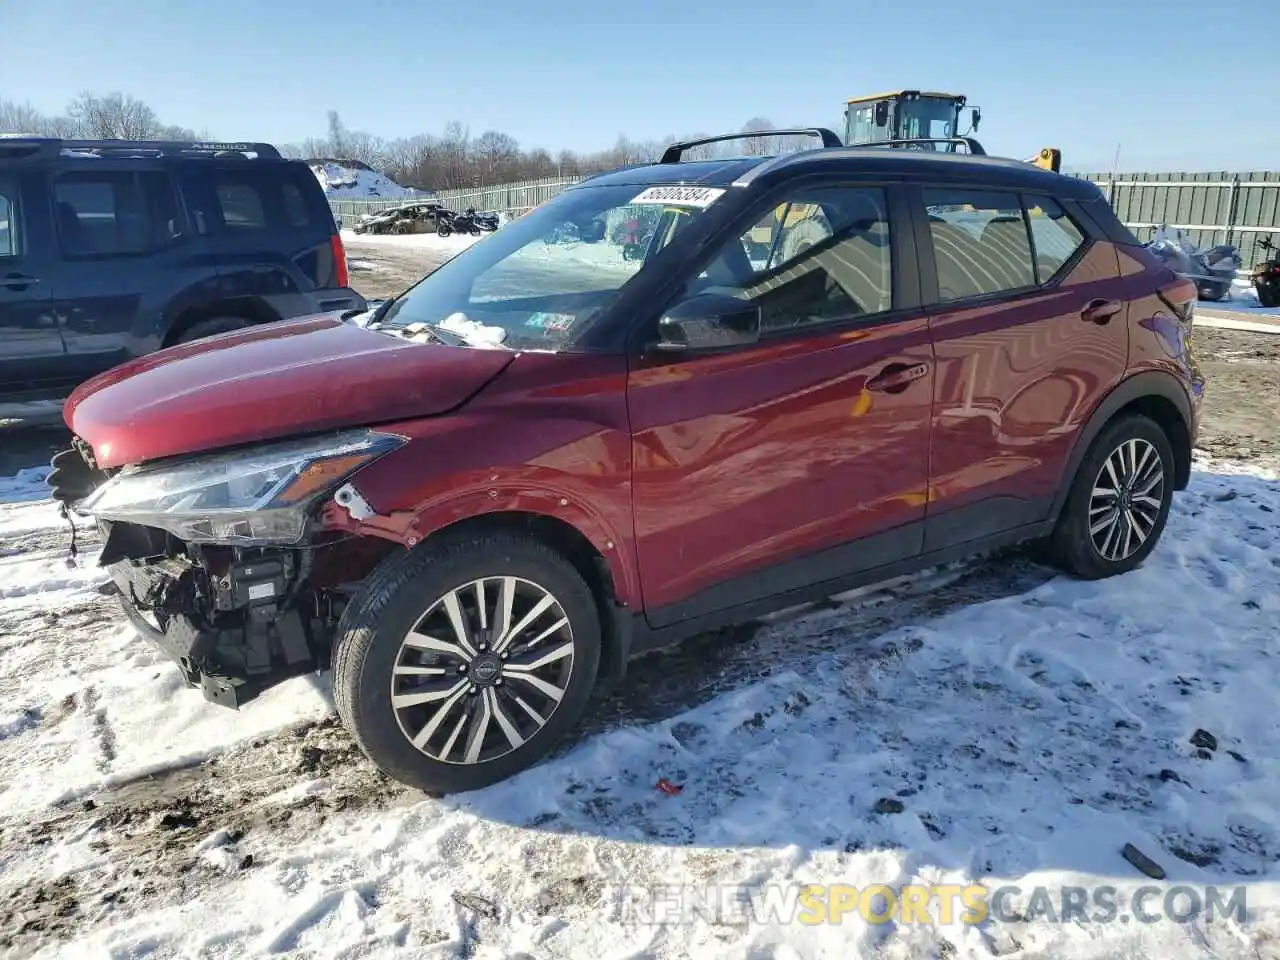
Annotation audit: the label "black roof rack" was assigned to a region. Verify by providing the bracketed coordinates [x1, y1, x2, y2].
[660, 128, 843, 164]
[0, 137, 281, 161]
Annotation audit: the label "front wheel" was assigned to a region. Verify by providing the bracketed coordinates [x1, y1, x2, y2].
[437, 222, 452, 237]
[1047, 414, 1175, 579]
[333, 532, 601, 794]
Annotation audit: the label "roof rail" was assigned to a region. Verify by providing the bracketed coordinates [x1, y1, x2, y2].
[0, 137, 282, 161]
[861, 137, 987, 156]
[661, 128, 843, 164]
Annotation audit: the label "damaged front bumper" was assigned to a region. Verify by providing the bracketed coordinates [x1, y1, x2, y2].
[105, 532, 331, 709]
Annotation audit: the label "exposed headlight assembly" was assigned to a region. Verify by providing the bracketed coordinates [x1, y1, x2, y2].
[79, 429, 404, 545]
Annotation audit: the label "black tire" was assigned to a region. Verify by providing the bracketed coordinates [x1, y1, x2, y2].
[437, 222, 452, 237]
[333, 532, 601, 794]
[1047, 413, 1175, 580]
[173, 316, 247, 344]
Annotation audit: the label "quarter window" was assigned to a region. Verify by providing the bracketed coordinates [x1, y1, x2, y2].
[0, 178, 19, 258]
[283, 179, 313, 228]
[1025, 196, 1086, 282]
[923, 189, 1035, 301]
[695, 186, 893, 333]
[53, 171, 177, 257]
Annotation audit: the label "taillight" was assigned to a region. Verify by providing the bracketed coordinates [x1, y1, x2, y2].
[331, 233, 349, 289]
[1158, 280, 1196, 328]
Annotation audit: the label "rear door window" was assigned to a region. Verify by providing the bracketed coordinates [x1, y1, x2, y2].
[53, 170, 179, 257]
[922, 189, 1035, 302]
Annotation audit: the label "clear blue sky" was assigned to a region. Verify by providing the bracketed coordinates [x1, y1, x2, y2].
[1, 0, 1274, 172]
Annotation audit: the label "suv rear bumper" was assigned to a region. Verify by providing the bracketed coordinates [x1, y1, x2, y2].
[266, 287, 367, 320]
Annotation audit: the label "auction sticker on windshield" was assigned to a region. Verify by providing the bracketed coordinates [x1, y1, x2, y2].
[630, 186, 726, 208]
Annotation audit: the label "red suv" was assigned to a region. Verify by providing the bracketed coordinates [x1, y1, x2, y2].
[52, 132, 1203, 794]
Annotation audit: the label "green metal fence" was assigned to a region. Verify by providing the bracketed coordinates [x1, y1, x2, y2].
[328, 175, 584, 222]
[329, 169, 1280, 265]
[1077, 171, 1280, 265]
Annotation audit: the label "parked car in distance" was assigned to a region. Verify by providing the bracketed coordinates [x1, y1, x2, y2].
[353, 200, 447, 236]
[0, 138, 364, 424]
[55, 129, 1202, 795]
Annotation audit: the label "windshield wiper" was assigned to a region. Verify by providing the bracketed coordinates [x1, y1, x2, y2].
[371, 320, 470, 347]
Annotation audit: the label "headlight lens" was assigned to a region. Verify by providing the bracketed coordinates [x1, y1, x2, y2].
[80, 429, 403, 544]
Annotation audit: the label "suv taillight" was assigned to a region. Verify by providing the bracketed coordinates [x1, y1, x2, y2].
[331, 233, 349, 289]
[1158, 277, 1197, 329]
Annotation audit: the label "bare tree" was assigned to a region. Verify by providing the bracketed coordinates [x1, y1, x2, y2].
[741, 117, 776, 156]
[0, 100, 52, 135]
[473, 130, 520, 185]
[326, 110, 347, 156]
[68, 91, 160, 139]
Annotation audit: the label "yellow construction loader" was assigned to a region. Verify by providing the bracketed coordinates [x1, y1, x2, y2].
[842, 90, 1061, 172]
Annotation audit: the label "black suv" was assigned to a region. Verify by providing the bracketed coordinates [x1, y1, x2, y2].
[0, 138, 364, 423]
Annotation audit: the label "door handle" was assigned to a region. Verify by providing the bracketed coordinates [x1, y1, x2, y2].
[2, 273, 40, 291]
[1081, 298, 1122, 324]
[867, 361, 929, 394]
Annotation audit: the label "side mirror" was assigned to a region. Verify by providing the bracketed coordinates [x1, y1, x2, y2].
[971, 107, 982, 131]
[873, 101, 890, 128]
[654, 293, 761, 353]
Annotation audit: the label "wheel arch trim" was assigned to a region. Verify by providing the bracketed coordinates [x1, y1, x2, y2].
[1050, 370, 1193, 520]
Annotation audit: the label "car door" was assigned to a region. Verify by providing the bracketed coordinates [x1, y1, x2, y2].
[627, 181, 935, 628]
[0, 170, 66, 397]
[915, 185, 1128, 551]
[47, 160, 190, 381]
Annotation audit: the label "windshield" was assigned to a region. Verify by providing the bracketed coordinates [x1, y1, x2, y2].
[898, 98, 958, 148]
[374, 182, 723, 350]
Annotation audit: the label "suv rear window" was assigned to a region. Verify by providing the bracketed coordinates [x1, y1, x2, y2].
[53, 171, 178, 257]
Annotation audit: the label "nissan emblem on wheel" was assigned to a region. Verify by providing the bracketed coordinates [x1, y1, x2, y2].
[55, 127, 1203, 794]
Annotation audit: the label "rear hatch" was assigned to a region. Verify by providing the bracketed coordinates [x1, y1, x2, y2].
[205, 160, 350, 295]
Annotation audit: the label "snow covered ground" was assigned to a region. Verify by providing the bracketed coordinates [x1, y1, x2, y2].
[341, 229, 483, 253]
[3, 448, 1280, 958]
[1217, 279, 1280, 317]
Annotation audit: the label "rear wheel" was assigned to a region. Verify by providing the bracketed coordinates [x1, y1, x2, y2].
[1048, 414, 1175, 579]
[333, 532, 601, 794]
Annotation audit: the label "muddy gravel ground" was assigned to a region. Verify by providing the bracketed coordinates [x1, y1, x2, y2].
[0, 311, 1277, 956]
[1192, 326, 1280, 461]
[344, 236, 459, 302]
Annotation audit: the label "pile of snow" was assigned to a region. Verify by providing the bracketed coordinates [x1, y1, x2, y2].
[309, 161, 420, 199]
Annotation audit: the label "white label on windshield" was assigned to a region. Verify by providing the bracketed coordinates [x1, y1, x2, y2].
[630, 185, 726, 208]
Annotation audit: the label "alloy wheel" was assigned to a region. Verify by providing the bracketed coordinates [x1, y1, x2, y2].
[390, 576, 575, 765]
[1088, 438, 1165, 562]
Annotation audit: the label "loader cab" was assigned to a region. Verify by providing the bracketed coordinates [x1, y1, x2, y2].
[843, 90, 980, 151]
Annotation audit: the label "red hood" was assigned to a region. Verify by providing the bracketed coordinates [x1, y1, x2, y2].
[65, 316, 515, 467]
